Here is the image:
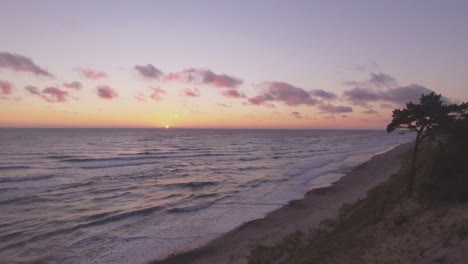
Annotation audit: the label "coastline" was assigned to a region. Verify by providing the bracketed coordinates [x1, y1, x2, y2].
[150, 142, 412, 264]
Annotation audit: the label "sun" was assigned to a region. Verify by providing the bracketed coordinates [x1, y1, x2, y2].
[165, 125, 170, 129]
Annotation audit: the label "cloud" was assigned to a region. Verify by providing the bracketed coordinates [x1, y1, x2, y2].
[380, 103, 395, 109]
[182, 88, 200, 97]
[368, 72, 396, 88]
[135, 64, 163, 80]
[385, 84, 442, 103]
[149, 87, 166, 101]
[96, 85, 118, 99]
[42, 87, 68, 102]
[318, 103, 353, 113]
[165, 68, 243, 88]
[310, 89, 337, 100]
[0, 52, 53, 77]
[363, 109, 379, 115]
[290, 111, 302, 119]
[350, 62, 379, 72]
[221, 89, 245, 98]
[24, 85, 69, 102]
[25, 85, 41, 95]
[63, 81, 82, 90]
[343, 84, 437, 106]
[344, 72, 396, 89]
[248, 81, 318, 107]
[343, 87, 382, 104]
[350, 64, 368, 72]
[135, 93, 146, 102]
[0, 80, 13, 95]
[78, 68, 107, 79]
[217, 103, 231, 108]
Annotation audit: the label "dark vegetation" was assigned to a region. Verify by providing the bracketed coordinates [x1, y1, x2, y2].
[386, 92, 466, 197]
[248, 94, 468, 264]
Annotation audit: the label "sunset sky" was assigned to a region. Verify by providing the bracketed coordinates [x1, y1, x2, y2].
[1, 0, 467, 129]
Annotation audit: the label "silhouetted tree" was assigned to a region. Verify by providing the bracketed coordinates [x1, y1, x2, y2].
[459, 102, 468, 119]
[386, 92, 457, 197]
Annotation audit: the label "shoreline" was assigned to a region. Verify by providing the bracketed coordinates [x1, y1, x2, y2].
[150, 142, 412, 264]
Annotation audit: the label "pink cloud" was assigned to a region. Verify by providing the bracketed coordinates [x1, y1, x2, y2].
[42, 87, 68, 102]
[164, 72, 184, 82]
[0, 52, 53, 77]
[135, 93, 147, 102]
[135, 64, 163, 79]
[164, 68, 243, 88]
[0, 80, 13, 95]
[63, 81, 82, 90]
[96, 85, 118, 99]
[24, 85, 69, 102]
[182, 88, 200, 97]
[221, 89, 245, 98]
[149, 87, 166, 101]
[310, 89, 337, 100]
[78, 68, 108, 79]
[248, 82, 318, 107]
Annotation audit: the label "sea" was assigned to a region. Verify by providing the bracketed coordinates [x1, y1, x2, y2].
[0, 128, 411, 264]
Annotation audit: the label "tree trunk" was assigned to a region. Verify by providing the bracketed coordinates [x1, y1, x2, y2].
[408, 133, 421, 198]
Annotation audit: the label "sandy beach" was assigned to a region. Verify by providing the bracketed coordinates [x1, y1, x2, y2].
[151, 142, 412, 264]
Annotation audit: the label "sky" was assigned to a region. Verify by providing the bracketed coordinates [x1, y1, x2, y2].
[1, 0, 467, 129]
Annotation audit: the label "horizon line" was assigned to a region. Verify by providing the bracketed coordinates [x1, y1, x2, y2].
[0, 126, 384, 131]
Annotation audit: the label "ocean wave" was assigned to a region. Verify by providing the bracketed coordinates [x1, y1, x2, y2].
[45, 181, 95, 193]
[163, 181, 220, 189]
[66, 153, 231, 164]
[0, 174, 54, 183]
[80, 160, 169, 169]
[168, 202, 214, 213]
[191, 193, 219, 199]
[239, 178, 273, 188]
[308, 148, 329, 152]
[0, 205, 165, 252]
[178, 147, 210, 151]
[0, 230, 25, 242]
[0, 195, 49, 205]
[78, 205, 165, 227]
[239, 157, 262, 161]
[64, 156, 153, 163]
[0, 165, 32, 171]
[0, 187, 18, 192]
[46, 155, 83, 160]
[238, 166, 268, 171]
[81, 211, 116, 222]
[118, 151, 154, 156]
